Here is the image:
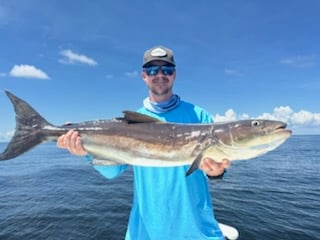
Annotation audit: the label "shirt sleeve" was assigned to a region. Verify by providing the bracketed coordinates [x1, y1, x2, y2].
[202, 112, 214, 124]
[197, 107, 214, 124]
[93, 165, 128, 179]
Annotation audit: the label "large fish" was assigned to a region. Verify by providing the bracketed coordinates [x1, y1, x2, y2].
[0, 91, 292, 175]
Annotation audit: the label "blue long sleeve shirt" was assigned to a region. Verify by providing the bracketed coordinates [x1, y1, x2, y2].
[93, 100, 224, 240]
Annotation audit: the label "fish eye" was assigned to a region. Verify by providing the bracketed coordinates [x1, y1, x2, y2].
[251, 120, 260, 127]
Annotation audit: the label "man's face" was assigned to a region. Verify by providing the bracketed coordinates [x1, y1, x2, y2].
[142, 61, 176, 97]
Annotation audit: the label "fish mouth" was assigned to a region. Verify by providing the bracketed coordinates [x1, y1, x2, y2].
[272, 123, 292, 135]
[274, 129, 293, 137]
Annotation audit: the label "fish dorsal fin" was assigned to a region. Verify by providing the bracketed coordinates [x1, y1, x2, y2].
[121, 111, 162, 124]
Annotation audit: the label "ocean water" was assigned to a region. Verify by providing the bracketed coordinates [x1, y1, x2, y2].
[0, 135, 319, 240]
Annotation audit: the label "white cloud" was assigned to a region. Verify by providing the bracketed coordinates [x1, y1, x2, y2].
[224, 68, 242, 77]
[280, 55, 316, 68]
[0, 130, 14, 142]
[59, 49, 97, 66]
[125, 70, 138, 78]
[9, 64, 49, 79]
[257, 106, 294, 123]
[291, 110, 320, 125]
[214, 109, 249, 122]
[257, 106, 320, 126]
[214, 106, 320, 134]
[105, 74, 113, 79]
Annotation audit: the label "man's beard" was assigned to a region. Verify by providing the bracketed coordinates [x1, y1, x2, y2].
[149, 76, 172, 96]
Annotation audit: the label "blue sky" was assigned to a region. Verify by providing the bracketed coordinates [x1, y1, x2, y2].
[0, 0, 319, 140]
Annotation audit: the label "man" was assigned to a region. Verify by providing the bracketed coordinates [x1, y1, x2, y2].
[57, 45, 230, 240]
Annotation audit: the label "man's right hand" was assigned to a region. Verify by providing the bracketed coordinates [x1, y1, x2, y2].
[57, 130, 88, 156]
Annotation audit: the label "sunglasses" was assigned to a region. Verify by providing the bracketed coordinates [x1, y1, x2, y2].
[143, 65, 176, 76]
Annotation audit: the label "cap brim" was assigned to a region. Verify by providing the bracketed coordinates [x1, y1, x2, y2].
[142, 59, 175, 67]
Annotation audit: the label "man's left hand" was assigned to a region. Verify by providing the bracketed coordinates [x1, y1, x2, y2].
[200, 158, 230, 177]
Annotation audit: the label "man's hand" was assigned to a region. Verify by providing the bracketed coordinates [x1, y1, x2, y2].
[57, 130, 87, 156]
[200, 158, 230, 177]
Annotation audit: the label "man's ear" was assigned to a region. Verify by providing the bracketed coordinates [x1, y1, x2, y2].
[141, 71, 148, 82]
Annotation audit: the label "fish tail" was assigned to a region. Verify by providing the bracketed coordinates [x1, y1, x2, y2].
[0, 91, 53, 160]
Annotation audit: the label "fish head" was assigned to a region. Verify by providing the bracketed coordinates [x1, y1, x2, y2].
[212, 119, 292, 160]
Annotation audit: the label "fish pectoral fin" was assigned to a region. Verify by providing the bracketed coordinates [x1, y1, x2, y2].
[92, 159, 122, 166]
[186, 153, 203, 176]
[120, 111, 163, 124]
[62, 122, 74, 126]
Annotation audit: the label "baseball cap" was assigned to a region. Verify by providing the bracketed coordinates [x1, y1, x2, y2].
[142, 46, 175, 67]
